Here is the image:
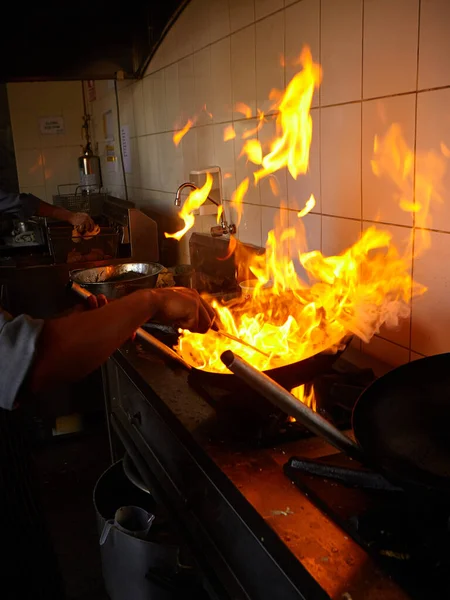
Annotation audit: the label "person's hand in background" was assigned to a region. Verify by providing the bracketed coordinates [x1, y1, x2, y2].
[70, 212, 95, 233]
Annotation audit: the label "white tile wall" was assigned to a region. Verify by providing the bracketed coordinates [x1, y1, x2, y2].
[229, 0, 255, 32]
[210, 38, 233, 123]
[194, 47, 213, 126]
[46, 0, 450, 367]
[362, 94, 416, 226]
[321, 103, 361, 218]
[418, 0, 450, 89]
[285, 0, 320, 107]
[363, 0, 419, 99]
[416, 88, 450, 233]
[255, 12, 284, 114]
[208, 0, 231, 44]
[164, 63, 181, 131]
[240, 202, 262, 246]
[320, 0, 363, 106]
[322, 215, 361, 256]
[412, 229, 450, 356]
[231, 25, 257, 118]
[255, 0, 283, 21]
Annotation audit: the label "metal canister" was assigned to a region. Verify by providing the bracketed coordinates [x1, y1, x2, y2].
[78, 149, 102, 191]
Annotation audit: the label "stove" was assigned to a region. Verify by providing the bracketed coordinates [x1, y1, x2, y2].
[284, 422, 450, 599]
[104, 339, 422, 599]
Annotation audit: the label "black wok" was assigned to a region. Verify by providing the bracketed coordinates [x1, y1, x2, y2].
[141, 322, 351, 393]
[223, 351, 450, 496]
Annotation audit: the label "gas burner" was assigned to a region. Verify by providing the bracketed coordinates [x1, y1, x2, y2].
[284, 453, 450, 598]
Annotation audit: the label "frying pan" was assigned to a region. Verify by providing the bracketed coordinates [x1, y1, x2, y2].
[222, 350, 450, 496]
[188, 337, 351, 393]
[70, 282, 348, 395]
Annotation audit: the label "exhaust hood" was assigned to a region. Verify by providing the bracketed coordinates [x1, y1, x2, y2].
[0, 1, 186, 82]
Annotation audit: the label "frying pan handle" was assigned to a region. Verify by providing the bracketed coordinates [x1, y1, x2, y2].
[221, 350, 363, 461]
[70, 282, 191, 370]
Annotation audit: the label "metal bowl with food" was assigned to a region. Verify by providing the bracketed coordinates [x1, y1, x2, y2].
[70, 262, 164, 299]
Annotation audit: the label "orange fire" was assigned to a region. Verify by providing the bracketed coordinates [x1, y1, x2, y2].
[230, 177, 249, 227]
[165, 174, 213, 241]
[291, 384, 316, 411]
[173, 118, 196, 146]
[167, 46, 443, 402]
[239, 47, 321, 184]
[223, 125, 236, 141]
[372, 123, 448, 255]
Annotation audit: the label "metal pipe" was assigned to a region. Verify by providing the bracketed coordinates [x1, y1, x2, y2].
[71, 282, 190, 370]
[221, 350, 362, 461]
[174, 182, 233, 235]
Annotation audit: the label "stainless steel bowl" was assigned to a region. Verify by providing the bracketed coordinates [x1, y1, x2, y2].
[70, 262, 164, 299]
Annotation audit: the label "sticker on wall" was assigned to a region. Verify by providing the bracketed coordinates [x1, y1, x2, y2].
[103, 110, 114, 142]
[39, 116, 65, 135]
[120, 125, 131, 173]
[106, 144, 117, 173]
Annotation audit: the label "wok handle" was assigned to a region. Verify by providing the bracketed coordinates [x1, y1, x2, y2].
[70, 282, 191, 370]
[221, 350, 362, 461]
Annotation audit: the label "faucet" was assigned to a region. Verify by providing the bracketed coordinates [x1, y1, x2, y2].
[175, 182, 236, 237]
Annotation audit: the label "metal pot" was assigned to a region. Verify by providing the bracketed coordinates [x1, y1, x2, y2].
[70, 262, 164, 299]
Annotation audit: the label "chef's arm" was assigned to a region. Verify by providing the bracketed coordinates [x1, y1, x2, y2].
[0, 188, 94, 230]
[35, 199, 76, 224]
[29, 288, 214, 394]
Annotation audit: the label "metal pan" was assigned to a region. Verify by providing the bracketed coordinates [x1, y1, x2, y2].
[140, 322, 351, 393]
[189, 337, 352, 393]
[222, 351, 450, 496]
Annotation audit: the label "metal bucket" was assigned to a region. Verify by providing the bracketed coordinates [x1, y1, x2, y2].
[93, 461, 179, 600]
[70, 262, 164, 299]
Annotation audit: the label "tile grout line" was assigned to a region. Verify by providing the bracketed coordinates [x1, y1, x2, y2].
[360, 0, 365, 233]
[318, 0, 323, 252]
[408, 0, 422, 361]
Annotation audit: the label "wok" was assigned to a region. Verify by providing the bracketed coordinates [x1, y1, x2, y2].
[141, 321, 351, 395]
[222, 351, 450, 496]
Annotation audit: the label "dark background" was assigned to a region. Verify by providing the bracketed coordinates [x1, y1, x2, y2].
[0, 0, 187, 82]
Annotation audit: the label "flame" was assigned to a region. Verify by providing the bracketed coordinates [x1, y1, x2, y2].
[291, 384, 316, 411]
[242, 110, 266, 140]
[372, 123, 448, 255]
[235, 102, 252, 119]
[173, 118, 195, 146]
[253, 46, 322, 183]
[168, 45, 440, 378]
[217, 205, 223, 225]
[165, 174, 213, 241]
[177, 215, 425, 372]
[231, 177, 249, 227]
[223, 125, 236, 141]
[240, 139, 263, 165]
[297, 194, 316, 218]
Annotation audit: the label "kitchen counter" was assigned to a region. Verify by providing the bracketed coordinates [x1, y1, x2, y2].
[107, 343, 410, 600]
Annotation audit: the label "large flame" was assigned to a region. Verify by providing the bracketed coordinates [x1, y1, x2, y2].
[166, 46, 445, 399]
[240, 47, 321, 183]
[165, 174, 213, 241]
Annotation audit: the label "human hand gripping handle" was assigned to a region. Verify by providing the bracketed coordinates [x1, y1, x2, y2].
[70, 283, 216, 369]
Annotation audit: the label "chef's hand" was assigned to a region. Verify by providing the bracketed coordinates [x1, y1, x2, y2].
[68, 293, 108, 315]
[85, 294, 108, 310]
[149, 288, 215, 333]
[70, 212, 95, 232]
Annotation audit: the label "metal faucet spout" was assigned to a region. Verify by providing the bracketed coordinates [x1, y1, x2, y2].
[174, 181, 236, 237]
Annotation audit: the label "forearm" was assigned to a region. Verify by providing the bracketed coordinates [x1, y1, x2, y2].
[36, 199, 74, 223]
[30, 289, 159, 393]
